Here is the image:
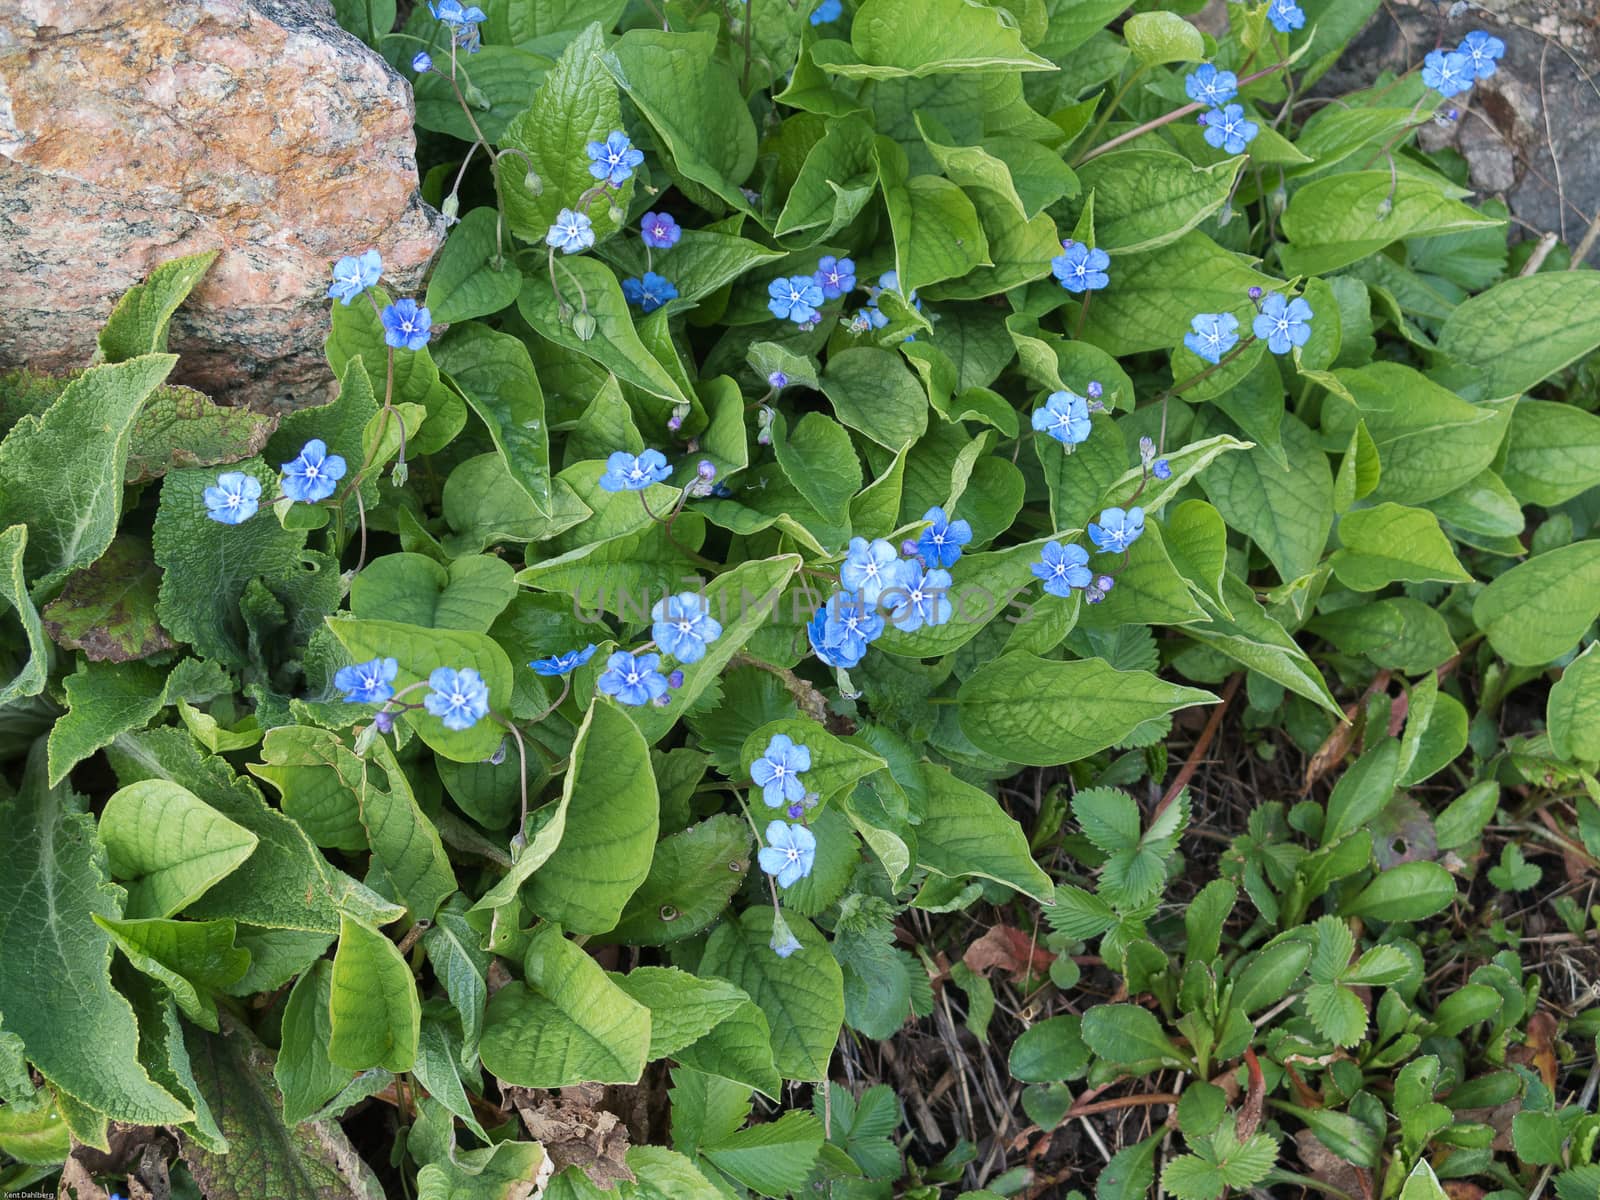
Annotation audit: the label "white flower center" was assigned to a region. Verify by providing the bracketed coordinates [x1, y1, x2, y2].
[784, 847, 800, 863]
[772, 764, 787, 779]
[625, 670, 640, 684]
[677, 620, 693, 634]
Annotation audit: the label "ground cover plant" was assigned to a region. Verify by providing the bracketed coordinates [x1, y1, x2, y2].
[3, 0, 1600, 1197]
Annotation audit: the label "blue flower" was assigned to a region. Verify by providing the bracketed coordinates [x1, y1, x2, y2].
[596, 650, 669, 707]
[1202, 103, 1258, 154]
[1422, 48, 1473, 98]
[1184, 311, 1241, 363]
[1459, 30, 1504, 80]
[280, 438, 347, 503]
[598, 448, 672, 492]
[428, 0, 486, 51]
[640, 211, 681, 249]
[767, 275, 825, 325]
[871, 270, 919, 310]
[1185, 64, 1238, 107]
[752, 733, 812, 807]
[885, 563, 952, 633]
[1153, 459, 1172, 480]
[1032, 541, 1091, 597]
[807, 592, 884, 668]
[814, 255, 856, 299]
[1088, 506, 1145, 553]
[586, 130, 644, 187]
[1265, 0, 1304, 33]
[1032, 390, 1092, 447]
[336, 657, 398, 704]
[327, 250, 382, 304]
[770, 918, 802, 957]
[546, 208, 595, 255]
[768, 371, 788, 390]
[381, 298, 432, 351]
[652, 591, 723, 664]
[424, 666, 490, 731]
[840, 537, 909, 606]
[759, 820, 817, 888]
[1252, 291, 1313, 354]
[1051, 240, 1110, 293]
[203, 472, 262, 524]
[621, 271, 678, 314]
[411, 51, 433, 73]
[530, 644, 597, 676]
[809, 0, 842, 24]
[917, 506, 972, 569]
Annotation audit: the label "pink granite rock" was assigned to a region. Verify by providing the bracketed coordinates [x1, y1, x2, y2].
[0, 0, 445, 408]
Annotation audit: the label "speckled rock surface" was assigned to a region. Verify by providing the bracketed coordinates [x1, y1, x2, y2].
[0, 0, 445, 407]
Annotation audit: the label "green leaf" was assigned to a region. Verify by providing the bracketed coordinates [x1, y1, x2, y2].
[1499, 398, 1600, 507]
[1182, 576, 1341, 715]
[351, 553, 517, 632]
[699, 908, 844, 1082]
[702, 1110, 825, 1198]
[916, 116, 1077, 220]
[1549, 644, 1600, 763]
[1327, 363, 1511, 505]
[0, 746, 194, 1124]
[772, 412, 862, 524]
[775, 116, 879, 241]
[153, 463, 308, 668]
[181, 1014, 386, 1200]
[1308, 596, 1458, 674]
[1472, 541, 1600, 666]
[610, 814, 754, 945]
[95, 915, 248, 1032]
[522, 699, 658, 934]
[599, 29, 758, 214]
[1009, 1015, 1088, 1083]
[99, 779, 260, 919]
[1329, 503, 1470, 592]
[1199, 413, 1332, 583]
[1081, 1003, 1188, 1068]
[1279, 172, 1502, 275]
[422, 897, 490, 1063]
[927, 185, 1060, 299]
[611, 966, 748, 1059]
[876, 141, 991, 293]
[1081, 232, 1277, 356]
[916, 763, 1054, 901]
[47, 659, 169, 787]
[417, 1135, 548, 1200]
[837, 0, 1055, 77]
[126, 384, 278, 484]
[498, 23, 629, 246]
[1322, 740, 1401, 847]
[251, 726, 368, 851]
[1339, 861, 1456, 922]
[821, 346, 930, 451]
[40, 536, 174, 663]
[416, 45, 550, 141]
[1437, 273, 1600, 400]
[1162, 1128, 1277, 1199]
[480, 0, 627, 43]
[958, 653, 1217, 766]
[0, 526, 47, 705]
[1122, 11, 1204, 66]
[325, 616, 514, 762]
[328, 913, 421, 1073]
[1076, 149, 1244, 254]
[362, 738, 457, 922]
[479, 926, 651, 1086]
[0, 355, 176, 590]
[740, 719, 887, 811]
[275, 961, 349, 1124]
[98, 250, 217, 361]
[425, 208, 525, 323]
[435, 323, 554, 517]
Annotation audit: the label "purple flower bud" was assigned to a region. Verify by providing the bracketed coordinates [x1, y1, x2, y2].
[488, 740, 508, 766]
[786, 802, 805, 819]
[901, 539, 921, 557]
[768, 371, 788, 390]
[668, 670, 685, 688]
[654, 693, 672, 706]
[1139, 435, 1156, 464]
[412, 51, 433, 73]
[373, 710, 395, 733]
[1448, 108, 1460, 120]
[1060, 238, 1075, 249]
[667, 414, 683, 432]
[697, 459, 716, 480]
[1153, 459, 1172, 480]
[1086, 381, 1102, 399]
[1248, 286, 1264, 300]
[1196, 112, 1207, 126]
[1096, 574, 1115, 592]
[1085, 584, 1106, 604]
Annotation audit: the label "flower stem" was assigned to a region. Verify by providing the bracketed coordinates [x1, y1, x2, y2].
[1073, 60, 1292, 166]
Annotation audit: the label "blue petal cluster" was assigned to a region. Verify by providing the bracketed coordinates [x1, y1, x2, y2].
[1184, 64, 1237, 107]
[280, 439, 347, 503]
[640, 211, 681, 249]
[759, 821, 817, 887]
[1088, 506, 1146, 554]
[327, 250, 382, 305]
[916, 506, 971, 569]
[651, 592, 723, 664]
[597, 650, 670, 706]
[1184, 312, 1241, 363]
[599, 449, 672, 492]
[622, 271, 678, 314]
[204, 472, 262, 525]
[1252, 292, 1313, 355]
[752, 734, 811, 808]
[425, 667, 490, 730]
[546, 209, 595, 255]
[1201, 104, 1258, 154]
[1051, 241, 1110, 293]
[586, 131, 644, 187]
[1032, 390, 1092, 447]
[336, 657, 398, 704]
[530, 644, 597, 677]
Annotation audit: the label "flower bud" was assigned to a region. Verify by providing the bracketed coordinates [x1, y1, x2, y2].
[1248, 286, 1263, 300]
[786, 802, 805, 819]
[440, 194, 460, 222]
[374, 710, 396, 734]
[391, 459, 409, 488]
[1153, 459, 1172, 480]
[666, 414, 683, 432]
[571, 311, 597, 342]
[1139, 435, 1157, 465]
[523, 169, 543, 196]
[901, 540, 920, 557]
[668, 670, 685, 688]
[1096, 574, 1115, 593]
[654, 693, 672, 706]
[1086, 380, 1103, 399]
[768, 371, 788, 390]
[696, 459, 717, 480]
[607, 204, 625, 225]
[411, 51, 433, 73]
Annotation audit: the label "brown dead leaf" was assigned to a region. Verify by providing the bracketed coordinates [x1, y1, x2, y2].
[1303, 671, 1391, 792]
[1513, 1010, 1559, 1092]
[1294, 1129, 1365, 1199]
[509, 1083, 634, 1189]
[962, 925, 1054, 983]
[1442, 1183, 1486, 1200]
[1236, 1047, 1265, 1140]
